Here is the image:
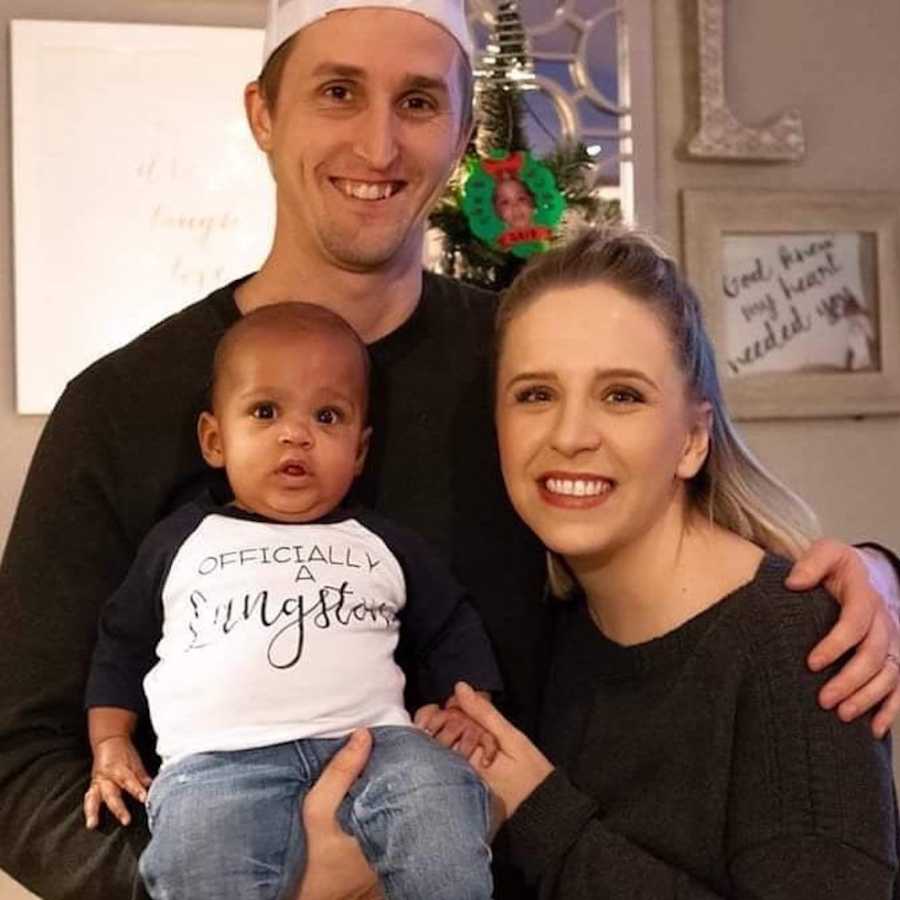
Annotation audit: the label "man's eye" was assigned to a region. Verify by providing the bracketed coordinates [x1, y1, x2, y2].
[323, 84, 353, 102]
[316, 407, 343, 425]
[402, 94, 435, 112]
[252, 403, 276, 420]
[514, 386, 553, 404]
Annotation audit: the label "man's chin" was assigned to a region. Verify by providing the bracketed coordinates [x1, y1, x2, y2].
[323, 235, 420, 274]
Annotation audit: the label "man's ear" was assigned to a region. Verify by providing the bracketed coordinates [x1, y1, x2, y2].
[245, 80, 274, 152]
[677, 401, 712, 481]
[198, 412, 226, 469]
[354, 426, 372, 476]
[453, 115, 476, 166]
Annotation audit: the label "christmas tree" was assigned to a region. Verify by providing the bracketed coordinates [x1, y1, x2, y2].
[429, 1, 617, 291]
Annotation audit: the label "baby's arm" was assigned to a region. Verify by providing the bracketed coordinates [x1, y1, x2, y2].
[83, 706, 152, 829]
[414, 692, 499, 763]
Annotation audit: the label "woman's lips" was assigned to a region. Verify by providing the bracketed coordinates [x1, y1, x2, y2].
[538, 473, 614, 508]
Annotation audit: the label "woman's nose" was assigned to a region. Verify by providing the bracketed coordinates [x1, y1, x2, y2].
[549, 400, 602, 458]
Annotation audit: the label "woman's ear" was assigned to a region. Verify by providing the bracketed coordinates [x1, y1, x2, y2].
[197, 412, 226, 469]
[677, 401, 712, 480]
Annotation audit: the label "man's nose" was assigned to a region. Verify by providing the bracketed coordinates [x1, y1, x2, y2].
[352, 101, 400, 171]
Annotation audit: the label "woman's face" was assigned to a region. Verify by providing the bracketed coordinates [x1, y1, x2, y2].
[495, 282, 710, 566]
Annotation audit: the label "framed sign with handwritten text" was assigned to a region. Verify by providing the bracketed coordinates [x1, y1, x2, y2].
[10, 20, 273, 414]
[683, 190, 900, 419]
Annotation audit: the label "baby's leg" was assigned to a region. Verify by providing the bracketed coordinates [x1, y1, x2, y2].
[138, 744, 312, 900]
[342, 725, 493, 900]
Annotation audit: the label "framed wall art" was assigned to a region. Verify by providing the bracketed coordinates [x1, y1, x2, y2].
[683, 189, 900, 419]
[10, 19, 273, 414]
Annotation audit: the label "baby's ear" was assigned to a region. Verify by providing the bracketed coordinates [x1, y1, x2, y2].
[197, 412, 226, 469]
[354, 426, 372, 476]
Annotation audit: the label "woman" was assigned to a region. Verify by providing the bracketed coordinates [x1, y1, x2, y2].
[454, 229, 899, 898]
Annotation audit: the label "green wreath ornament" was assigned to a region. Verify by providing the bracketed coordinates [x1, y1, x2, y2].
[460, 150, 567, 259]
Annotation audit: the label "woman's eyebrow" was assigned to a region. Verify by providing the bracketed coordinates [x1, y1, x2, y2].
[503, 371, 557, 389]
[594, 367, 659, 390]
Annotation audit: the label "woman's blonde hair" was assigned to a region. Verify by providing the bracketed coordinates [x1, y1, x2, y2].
[495, 228, 821, 597]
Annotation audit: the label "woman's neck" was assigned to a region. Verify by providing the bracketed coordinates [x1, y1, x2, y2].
[568, 508, 764, 646]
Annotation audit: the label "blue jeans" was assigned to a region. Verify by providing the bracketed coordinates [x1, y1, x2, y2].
[139, 726, 492, 900]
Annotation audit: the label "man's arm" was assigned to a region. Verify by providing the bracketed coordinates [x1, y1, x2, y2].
[295, 730, 384, 900]
[0, 378, 149, 900]
[787, 540, 900, 736]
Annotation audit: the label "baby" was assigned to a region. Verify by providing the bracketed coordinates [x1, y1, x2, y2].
[84, 302, 499, 900]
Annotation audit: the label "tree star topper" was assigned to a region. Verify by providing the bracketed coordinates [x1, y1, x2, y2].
[461, 151, 566, 259]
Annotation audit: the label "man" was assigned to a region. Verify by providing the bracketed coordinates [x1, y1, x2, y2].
[0, 2, 897, 899]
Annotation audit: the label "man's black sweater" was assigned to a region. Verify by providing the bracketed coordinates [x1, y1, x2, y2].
[0, 272, 547, 900]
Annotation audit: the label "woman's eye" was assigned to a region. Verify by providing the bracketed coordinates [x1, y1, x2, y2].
[316, 407, 343, 425]
[514, 386, 553, 404]
[252, 403, 276, 420]
[605, 388, 642, 405]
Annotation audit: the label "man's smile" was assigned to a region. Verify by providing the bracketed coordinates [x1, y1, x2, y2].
[331, 178, 407, 201]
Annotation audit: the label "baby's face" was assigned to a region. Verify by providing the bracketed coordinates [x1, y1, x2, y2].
[199, 328, 370, 523]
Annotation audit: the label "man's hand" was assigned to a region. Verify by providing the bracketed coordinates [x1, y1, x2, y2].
[83, 735, 152, 829]
[296, 729, 384, 900]
[414, 694, 499, 763]
[451, 683, 553, 824]
[787, 539, 900, 737]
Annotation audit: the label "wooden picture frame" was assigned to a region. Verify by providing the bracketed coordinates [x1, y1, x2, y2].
[683, 189, 900, 419]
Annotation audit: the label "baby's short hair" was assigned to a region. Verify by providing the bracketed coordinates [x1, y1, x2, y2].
[210, 302, 371, 415]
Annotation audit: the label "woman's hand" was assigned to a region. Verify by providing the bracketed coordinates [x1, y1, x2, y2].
[452, 683, 554, 824]
[414, 693, 499, 762]
[788, 540, 900, 736]
[295, 729, 384, 900]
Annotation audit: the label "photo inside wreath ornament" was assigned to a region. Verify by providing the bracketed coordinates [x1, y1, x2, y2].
[493, 177, 535, 230]
[461, 150, 567, 259]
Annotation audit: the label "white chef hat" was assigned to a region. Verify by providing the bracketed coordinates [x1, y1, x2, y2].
[262, 0, 475, 69]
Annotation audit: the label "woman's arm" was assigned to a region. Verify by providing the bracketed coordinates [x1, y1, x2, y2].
[454, 682, 897, 900]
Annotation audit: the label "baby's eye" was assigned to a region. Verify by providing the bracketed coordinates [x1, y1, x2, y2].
[316, 407, 344, 425]
[514, 385, 554, 404]
[251, 403, 277, 420]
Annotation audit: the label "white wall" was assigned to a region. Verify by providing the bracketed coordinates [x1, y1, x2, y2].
[2, 0, 899, 896]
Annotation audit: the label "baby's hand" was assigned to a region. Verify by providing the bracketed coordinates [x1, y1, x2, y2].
[83, 735, 152, 829]
[414, 693, 499, 764]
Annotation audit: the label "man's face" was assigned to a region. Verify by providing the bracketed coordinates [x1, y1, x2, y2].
[247, 9, 470, 273]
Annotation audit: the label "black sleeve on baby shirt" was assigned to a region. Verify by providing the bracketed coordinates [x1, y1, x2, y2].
[355, 509, 504, 705]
